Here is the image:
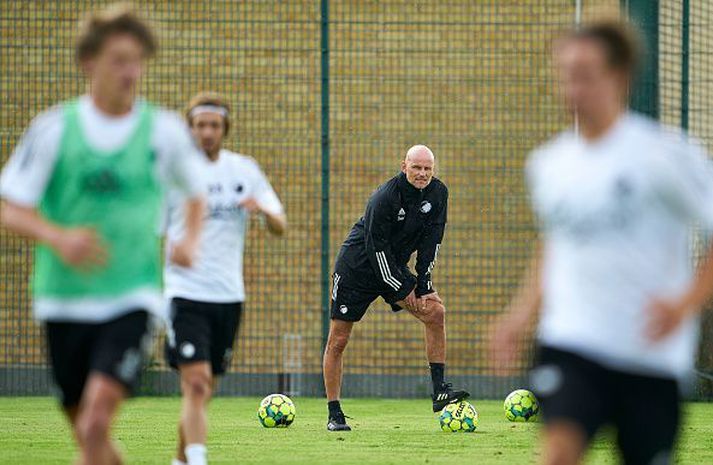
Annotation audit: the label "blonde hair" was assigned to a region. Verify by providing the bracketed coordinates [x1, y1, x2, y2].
[76, 3, 157, 61]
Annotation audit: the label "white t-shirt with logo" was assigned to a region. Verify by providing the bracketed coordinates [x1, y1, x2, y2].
[528, 113, 713, 379]
[0, 95, 205, 322]
[163, 149, 284, 303]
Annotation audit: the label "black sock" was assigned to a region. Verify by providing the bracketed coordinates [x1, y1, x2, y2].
[328, 400, 342, 417]
[430, 363, 445, 392]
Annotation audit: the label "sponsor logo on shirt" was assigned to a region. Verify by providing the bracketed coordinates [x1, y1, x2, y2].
[420, 200, 432, 214]
[614, 176, 633, 199]
[82, 168, 122, 194]
[207, 203, 242, 219]
[397, 208, 406, 221]
[544, 176, 639, 241]
[204, 181, 248, 220]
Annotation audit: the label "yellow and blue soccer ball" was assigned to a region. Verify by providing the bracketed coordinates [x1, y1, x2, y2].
[439, 401, 479, 432]
[257, 394, 296, 428]
[504, 389, 539, 422]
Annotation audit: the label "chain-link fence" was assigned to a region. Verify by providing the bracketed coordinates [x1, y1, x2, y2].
[1, 0, 711, 399]
[657, 0, 713, 397]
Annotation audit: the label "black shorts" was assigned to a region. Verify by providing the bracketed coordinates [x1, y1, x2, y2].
[165, 298, 243, 375]
[531, 346, 681, 465]
[46, 310, 151, 408]
[330, 271, 412, 322]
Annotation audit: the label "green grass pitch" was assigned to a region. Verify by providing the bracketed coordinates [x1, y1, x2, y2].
[1, 397, 712, 464]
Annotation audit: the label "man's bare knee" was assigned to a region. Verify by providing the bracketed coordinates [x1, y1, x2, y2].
[326, 333, 350, 355]
[423, 302, 446, 327]
[77, 408, 112, 446]
[76, 374, 124, 448]
[544, 423, 587, 465]
[181, 368, 212, 401]
[545, 448, 581, 465]
[326, 323, 353, 356]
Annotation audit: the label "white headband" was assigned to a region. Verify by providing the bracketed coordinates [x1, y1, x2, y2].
[189, 104, 228, 118]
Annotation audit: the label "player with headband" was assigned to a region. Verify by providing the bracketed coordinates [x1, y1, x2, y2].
[163, 92, 286, 465]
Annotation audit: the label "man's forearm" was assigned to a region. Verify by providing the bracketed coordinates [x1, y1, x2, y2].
[681, 241, 713, 313]
[508, 247, 543, 326]
[511, 278, 542, 325]
[264, 211, 287, 236]
[415, 225, 444, 296]
[415, 273, 435, 296]
[182, 196, 205, 243]
[0, 200, 62, 247]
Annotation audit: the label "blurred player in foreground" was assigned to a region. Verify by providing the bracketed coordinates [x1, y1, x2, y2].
[164, 92, 286, 465]
[0, 5, 205, 465]
[323, 145, 469, 431]
[492, 22, 713, 465]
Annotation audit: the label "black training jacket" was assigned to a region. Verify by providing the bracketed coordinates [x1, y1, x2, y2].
[334, 171, 447, 299]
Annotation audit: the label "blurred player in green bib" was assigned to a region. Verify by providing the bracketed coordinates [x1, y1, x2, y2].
[0, 5, 205, 465]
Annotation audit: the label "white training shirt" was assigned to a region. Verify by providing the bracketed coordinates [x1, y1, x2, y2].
[0, 95, 205, 322]
[528, 113, 713, 380]
[163, 148, 284, 304]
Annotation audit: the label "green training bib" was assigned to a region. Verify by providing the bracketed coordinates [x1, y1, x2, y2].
[34, 99, 163, 299]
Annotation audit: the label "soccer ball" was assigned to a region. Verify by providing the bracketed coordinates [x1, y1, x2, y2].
[439, 401, 479, 432]
[257, 394, 296, 428]
[503, 389, 539, 422]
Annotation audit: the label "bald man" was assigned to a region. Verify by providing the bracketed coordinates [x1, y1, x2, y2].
[323, 145, 469, 431]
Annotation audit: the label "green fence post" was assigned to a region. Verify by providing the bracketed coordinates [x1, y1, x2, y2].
[320, 0, 331, 353]
[680, 0, 689, 130]
[623, 0, 659, 119]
